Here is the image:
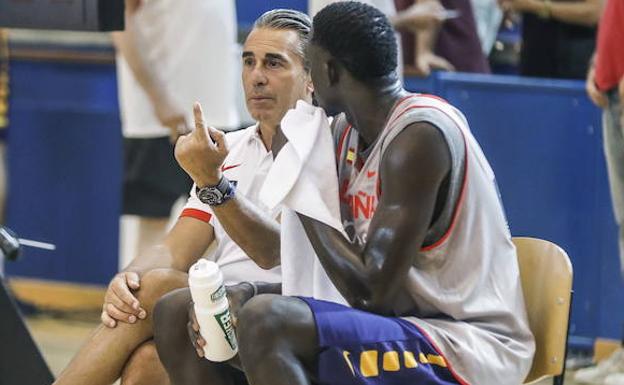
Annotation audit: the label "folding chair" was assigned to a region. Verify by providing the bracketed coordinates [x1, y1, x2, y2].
[513, 237, 573, 385]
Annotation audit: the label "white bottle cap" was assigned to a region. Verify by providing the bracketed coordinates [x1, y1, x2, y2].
[188, 260, 238, 361]
[188, 259, 221, 286]
[188, 259, 225, 309]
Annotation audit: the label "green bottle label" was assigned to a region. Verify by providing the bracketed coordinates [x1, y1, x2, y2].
[210, 285, 227, 302]
[214, 309, 237, 351]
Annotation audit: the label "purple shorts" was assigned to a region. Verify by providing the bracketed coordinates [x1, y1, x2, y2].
[298, 297, 466, 385]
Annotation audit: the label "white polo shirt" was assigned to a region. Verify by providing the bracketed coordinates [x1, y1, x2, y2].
[180, 125, 281, 285]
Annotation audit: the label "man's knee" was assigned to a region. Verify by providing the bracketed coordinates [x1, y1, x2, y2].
[153, 287, 192, 350]
[134, 268, 187, 312]
[237, 295, 288, 342]
[120, 341, 168, 385]
[237, 295, 317, 358]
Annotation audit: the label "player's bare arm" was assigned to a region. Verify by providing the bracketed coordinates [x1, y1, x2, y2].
[298, 121, 451, 314]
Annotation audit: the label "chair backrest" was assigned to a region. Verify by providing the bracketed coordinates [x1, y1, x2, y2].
[513, 237, 573, 384]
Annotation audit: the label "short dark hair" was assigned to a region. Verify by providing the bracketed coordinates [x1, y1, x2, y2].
[253, 9, 312, 67]
[312, 1, 398, 80]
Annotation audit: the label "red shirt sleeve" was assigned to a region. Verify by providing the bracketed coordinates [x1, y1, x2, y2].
[595, 0, 624, 91]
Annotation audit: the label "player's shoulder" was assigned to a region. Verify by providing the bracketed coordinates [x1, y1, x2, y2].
[384, 121, 450, 173]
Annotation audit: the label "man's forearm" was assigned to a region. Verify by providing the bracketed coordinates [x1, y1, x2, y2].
[122, 245, 175, 276]
[522, 0, 603, 26]
[549, 1, 603, 26]
[212, 194, 281, 270]
[390, 12, 417, 31]
[416, 23, 437, 59]
[124, 218, 217, 275]
[296, 214, 380, 311]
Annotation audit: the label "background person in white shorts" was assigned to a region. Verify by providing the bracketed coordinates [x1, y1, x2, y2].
[115, 0, 240, 265]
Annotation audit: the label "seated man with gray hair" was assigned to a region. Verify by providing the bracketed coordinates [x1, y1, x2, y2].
[53, 9, 314, 385]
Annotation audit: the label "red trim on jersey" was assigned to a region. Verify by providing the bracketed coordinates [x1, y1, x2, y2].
[418, 93, 450, 104]
[396, 93, 415, 106]
[396, 104, 468, 252]
[335, 95, 417, 163]
[371, 100, 469, 252]
[410, 322, 472, 385]
[387, 95, 419, 127]
[336, 124, 353, 161]
[387, 94, 449, 130]
[421, 138, 468, 252]
[180, 208, 212, 223]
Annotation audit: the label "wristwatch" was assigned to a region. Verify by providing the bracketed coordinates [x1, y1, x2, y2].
[196, 176, 236, 206]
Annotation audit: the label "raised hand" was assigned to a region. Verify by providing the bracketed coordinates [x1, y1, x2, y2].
[161, 114, 190, 144]
[153, 97, 191, 144]
[174, 102, 229, 187]
[415, 51, 455, 77]
[586, 65, 609, 109]
[401, 0, 448, 31]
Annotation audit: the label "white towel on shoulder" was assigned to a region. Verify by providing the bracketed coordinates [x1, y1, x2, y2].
[259, 101, 348, 305]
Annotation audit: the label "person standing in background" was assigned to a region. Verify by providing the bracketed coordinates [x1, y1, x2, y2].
[309, 0, 452, 78]
[395, 0, 491, 76]
[114, 0, 240, 266]
[577, 2, 624, 383]
[500, 0, 603, 79]
[471, 0, 504, 56]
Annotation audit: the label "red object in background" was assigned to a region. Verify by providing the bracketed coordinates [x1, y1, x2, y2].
[594, 0, 624, 91]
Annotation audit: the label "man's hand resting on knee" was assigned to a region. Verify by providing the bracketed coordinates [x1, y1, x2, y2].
[101, 271, 147, 328]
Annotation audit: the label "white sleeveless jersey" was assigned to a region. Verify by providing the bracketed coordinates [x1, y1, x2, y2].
[334, 94, 535, 385]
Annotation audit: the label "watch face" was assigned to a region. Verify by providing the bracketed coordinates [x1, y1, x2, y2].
[198, 188, 224, 205]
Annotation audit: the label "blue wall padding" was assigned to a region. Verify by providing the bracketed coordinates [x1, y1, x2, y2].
[6, 60, 122, 285]
[5, 60, 623, 340]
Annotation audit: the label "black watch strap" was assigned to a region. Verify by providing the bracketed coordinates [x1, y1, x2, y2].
[214, 176, 230, 194]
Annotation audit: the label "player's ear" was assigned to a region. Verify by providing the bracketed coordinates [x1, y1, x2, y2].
[306, 73, 314, 94]
[327, 59, 340, 86]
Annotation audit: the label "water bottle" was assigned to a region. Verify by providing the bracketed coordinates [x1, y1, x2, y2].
[188, 259, 238, 361]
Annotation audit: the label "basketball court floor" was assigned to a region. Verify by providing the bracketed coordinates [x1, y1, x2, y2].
[24, 312, 577, 385]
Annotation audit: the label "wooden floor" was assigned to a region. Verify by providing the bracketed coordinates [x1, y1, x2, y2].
[26, 315, 121, 385]
[25, 314, 578, 385]
[12, 279, 600, 385]
[26, 316, 95, 378]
